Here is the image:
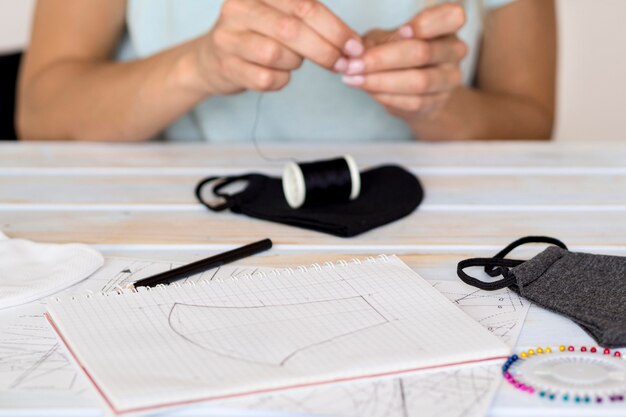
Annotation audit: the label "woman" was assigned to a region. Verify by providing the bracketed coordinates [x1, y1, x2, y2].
[17, 0, 556, 142]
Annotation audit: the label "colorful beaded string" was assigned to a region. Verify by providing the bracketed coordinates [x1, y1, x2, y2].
[502, 345, 624, 404]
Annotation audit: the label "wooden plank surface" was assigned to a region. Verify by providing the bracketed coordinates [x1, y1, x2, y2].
[2, 174, 626, 207]
[3, 210, 625, 249]
[2, 142, 626, 170]
[2, 142, 624, 252]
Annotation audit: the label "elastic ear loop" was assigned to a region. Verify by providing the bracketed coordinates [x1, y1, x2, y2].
[195, 175, 252, 212]
[457, 258, 524, 291]
[457, 236, 569, 291]
[484, 236, 568, 277]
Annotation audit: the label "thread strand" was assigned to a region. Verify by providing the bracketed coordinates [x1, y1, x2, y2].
[251, 93, 294, 163]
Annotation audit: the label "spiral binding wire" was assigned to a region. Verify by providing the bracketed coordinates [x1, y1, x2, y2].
[51, 255, 395, 302]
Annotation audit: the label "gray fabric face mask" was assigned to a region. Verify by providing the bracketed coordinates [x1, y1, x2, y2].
[458, 237, 626, 348]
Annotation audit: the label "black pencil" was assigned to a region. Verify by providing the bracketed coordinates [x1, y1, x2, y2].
[130, 239, 273, 288]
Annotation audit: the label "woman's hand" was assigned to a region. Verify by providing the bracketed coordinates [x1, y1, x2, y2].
[342, 4, 467, 119]
[198, 0, 364, 95]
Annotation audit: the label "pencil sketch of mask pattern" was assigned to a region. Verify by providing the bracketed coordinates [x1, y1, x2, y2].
[168, 296, 389, 366]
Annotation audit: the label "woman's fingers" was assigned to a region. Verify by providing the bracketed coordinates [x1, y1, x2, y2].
[222, 0, 352, 71]
[336, 3, 466, 118]
[404, 3, 466, 40]
[221, 55, 291, 91]
[349, 36, 467, 75]
[264, 0, 363, 57]
[361, 29, 395, 49]
[208, 0, 364, 94]
[372, 92, 450, 115]
[217, 30, 304, 70]
[343, 64, 463, 95]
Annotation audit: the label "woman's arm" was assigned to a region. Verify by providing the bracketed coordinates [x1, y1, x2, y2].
[18, 0, 361, 141]
[18, 0, 210, 141]
[412, 0, 558, 140]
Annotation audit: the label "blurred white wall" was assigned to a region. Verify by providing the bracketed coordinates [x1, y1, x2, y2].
[554, 0, 626, 142]
[0, 0, 35, 52]
[0, 0, 624, 142]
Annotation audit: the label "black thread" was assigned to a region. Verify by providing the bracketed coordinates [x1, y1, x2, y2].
[299, 158, 354, 206]
[248, 94, 358, 209]
[251, 94, 295, 163]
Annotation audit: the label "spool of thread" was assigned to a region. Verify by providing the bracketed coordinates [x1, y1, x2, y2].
[282, 156, 361, 209]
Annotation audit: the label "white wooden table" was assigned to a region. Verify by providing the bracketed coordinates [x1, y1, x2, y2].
[1, 142, 626, 417]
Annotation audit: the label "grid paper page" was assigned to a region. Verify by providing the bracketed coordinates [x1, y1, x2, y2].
[46, 256, 510, 416]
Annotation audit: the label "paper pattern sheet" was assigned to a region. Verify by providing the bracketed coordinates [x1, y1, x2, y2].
[218, 281, 529, 417]
[46, 256, 510, 414]
[0, 260, 261, 398]
[0, 258, 529, 417]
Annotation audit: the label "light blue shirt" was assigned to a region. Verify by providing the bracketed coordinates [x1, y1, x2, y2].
[122, 0, 515, 142]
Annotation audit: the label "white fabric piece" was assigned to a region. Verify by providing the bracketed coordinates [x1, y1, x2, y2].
[0, 232, 104, 310]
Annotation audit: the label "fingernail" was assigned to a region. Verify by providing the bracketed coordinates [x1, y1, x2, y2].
[399, 25, 414, 39]
[346, 59, 365, 75]
[342, 75, 366, 87]
[344, 39, 364, 57]
[333, 57, 349, 73]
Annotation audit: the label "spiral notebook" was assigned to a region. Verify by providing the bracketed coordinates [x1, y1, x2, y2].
[45, 255, 510, 416]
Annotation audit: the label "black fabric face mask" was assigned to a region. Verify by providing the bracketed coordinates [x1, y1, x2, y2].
[457, 236, 626, 348]
[195, 165, 424, 238]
